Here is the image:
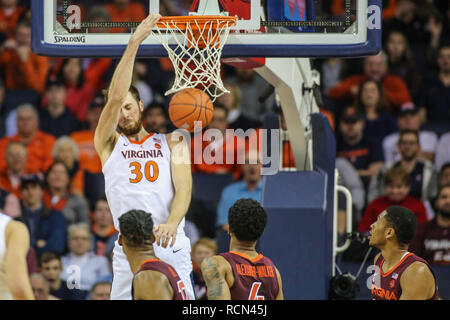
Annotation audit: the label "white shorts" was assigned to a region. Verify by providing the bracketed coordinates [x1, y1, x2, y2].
[110, 233, 194, 300]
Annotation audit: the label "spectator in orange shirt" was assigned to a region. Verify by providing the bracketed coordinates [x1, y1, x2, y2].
[43, 161, 90, 227]
[0, 104, 55, 174]
[42, 59, 95, 122]
[191, 104, 244, 180]
[51, 136, 84, 196]
[358, 166, 428, 232]
[0, 0, 26, 38]
[0, 20, 49, 93]
[0, 141, 28, 197]
[328, 52, 411, 111]
[57, 58, 95, 122]
[71, 95, 104, 174]
[104, 0, 146, 33]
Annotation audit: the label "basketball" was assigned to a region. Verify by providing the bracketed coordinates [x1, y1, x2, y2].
[168, 88, 214, 132]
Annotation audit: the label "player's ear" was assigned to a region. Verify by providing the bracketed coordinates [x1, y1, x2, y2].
[140, 100, 144, 112]
[118, 235, 123, 246]
[385, 227, 394, 240]
[151, 233, 156, 243]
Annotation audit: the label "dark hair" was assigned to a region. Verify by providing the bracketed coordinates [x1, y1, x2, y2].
[398, 129, 419, 144]
[438, 44, 450, 54]
[356, 79, 390, 114]
[39, 252, 61, 267]
[384, 166, 410, 187]
[143, 101, 168, 118]
[45, 161, 71, 191]
[96, 195, 108, 203]
[118, 210, 154, 247]
[385, 30, 414, 64]
[58, 58, 85, 89]
[437, 184, 450, 198]
[228, 199, 267, 242]
[384, 206, 417, 246]
[440, 163, 450, 176]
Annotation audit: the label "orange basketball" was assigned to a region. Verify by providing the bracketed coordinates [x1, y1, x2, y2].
[168, 88, 214, 132]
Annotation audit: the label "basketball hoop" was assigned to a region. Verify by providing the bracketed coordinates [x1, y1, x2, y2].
[152, 16, 236, 100]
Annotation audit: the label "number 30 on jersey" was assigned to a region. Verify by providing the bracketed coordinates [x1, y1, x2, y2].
[129, 161, 159, 183]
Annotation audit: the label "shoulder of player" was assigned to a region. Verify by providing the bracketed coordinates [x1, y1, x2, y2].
[133, 270, 171, 296]
[201, 255, 231, 278]
[134, 269, 168, 284]
[399, 260, 436, 299]
[94, 131, 119, 161]
[5, 220, 28, 240]
[5, 220, 29, 249]
[401, 260, 434, 282]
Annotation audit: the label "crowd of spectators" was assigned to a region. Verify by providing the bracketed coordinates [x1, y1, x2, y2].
[0, 0, 449, 300]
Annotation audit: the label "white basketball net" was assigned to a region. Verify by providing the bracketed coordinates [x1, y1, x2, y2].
[152, 16, 236, 101]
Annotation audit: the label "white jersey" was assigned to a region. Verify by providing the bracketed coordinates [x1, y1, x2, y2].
[103, 133, 183, 233]
[0, 212, 12, 300]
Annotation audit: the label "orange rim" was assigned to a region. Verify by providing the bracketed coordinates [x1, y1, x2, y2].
[156, 15, 236, 48]
[157, 15, 237, 31]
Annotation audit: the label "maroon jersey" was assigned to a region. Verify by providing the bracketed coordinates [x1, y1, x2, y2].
[219, 251, 279, 300]
[132, 259, 189, 300]
[409, 218, 450, 265]
[371, 252, 439, 300]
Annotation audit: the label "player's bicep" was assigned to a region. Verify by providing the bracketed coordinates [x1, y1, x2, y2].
[400, 262, 436, 300]
[201, 256, 231, 300]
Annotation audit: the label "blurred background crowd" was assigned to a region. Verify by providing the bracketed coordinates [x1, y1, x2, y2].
[0, 0, 449, 300]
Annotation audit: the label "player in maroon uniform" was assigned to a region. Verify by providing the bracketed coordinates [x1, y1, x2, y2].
[201, 199, 283, 300]
[369, 206, 439, 300]
[118, 210, 189, 300]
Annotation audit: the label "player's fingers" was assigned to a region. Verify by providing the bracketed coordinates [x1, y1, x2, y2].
[155, 231, 161, 246]
[170, 233, 176, 248]
[162, 234, 169, 248]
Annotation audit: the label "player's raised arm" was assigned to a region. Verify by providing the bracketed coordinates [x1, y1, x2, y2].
[201, 256, 231, 300]
[94, 13, 161, 162]
[4, 221, 34, 300]
[399, 261, 437, 300]
[154, 132, 192, 248]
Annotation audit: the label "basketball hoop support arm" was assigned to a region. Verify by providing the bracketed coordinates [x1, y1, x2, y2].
[255, 57, 320, 171]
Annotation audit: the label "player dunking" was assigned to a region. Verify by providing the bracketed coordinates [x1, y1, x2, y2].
[94, 14, 194, 300]
[118, 210, 189, 300]
[201, 199, 283, 300]
[369, 206, 439, 300]
[0, 210, 34, 300]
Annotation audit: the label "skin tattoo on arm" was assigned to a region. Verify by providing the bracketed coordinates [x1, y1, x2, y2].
[201, 257, 229, 300]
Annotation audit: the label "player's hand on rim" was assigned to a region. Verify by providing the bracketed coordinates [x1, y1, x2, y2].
[154, 223, 177, 248]
[132, 13, 162, 43]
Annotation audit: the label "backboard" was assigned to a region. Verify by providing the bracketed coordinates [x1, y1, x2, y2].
[32, 0, 381, 58]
